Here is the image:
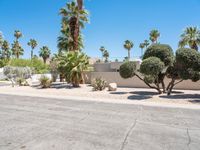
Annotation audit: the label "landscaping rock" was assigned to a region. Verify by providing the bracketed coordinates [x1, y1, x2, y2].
[26, 78, 32, 86]
[108, 83, 117, 91]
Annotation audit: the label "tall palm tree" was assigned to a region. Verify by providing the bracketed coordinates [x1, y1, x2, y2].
[14, 30, 22, 40]
[178, 27, 200, 51]
[59, 1, 88, 51]
[149, 29, 160, 43]
[123, 40, 134, 60]
[12, 30, 23, 58]
[103, 50, 109, 63]
[11, 41, 24, 58]
[39, 46, 51, 64]
[0, 32, 4, 47]
[1, 40, 11, 59]
[139, 43, 145, 57]
[99, 46, 105, 61]
[143, 40, 150, 48]
[28, 39, 38, 59]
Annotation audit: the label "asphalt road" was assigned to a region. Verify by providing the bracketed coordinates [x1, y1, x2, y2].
[0, 94, 200, 150]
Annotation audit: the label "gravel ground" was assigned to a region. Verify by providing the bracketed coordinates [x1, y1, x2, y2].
[0, 83, 199, 107]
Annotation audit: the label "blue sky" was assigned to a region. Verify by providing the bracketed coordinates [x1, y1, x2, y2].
[0, 0, 199, 60]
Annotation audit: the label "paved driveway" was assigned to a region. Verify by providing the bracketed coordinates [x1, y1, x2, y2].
[0, 94, 200, 150]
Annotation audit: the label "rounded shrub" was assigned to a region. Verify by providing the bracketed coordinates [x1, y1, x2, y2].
[140, 57, 165, 76]
[143, 44, 174, 66]
[119, 61, 136, 79]
[144, 75, 155, 84]
[176, 48, 200, 71]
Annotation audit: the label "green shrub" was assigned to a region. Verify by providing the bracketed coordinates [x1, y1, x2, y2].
[16, 78, 29, 86]
[140, 57, 165, 76]
[3, 66, 32, 87]
[176, 48, 200, 71]
[39, 75, 52, 88]
[92, 78, 107, 91]
[143, 44, 174, 66]
[7, 58, 49, 74]
[31, 58, 49, 74]
[144, 75, 155, 84]
[0, 59, 9, 68]
[119, 61, 136, 79]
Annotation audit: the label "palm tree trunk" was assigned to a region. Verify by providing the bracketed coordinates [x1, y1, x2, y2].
[16, 53, 19, 59]
[77, 0, 83, 10]
[141, 48, 143, 57]
[44, 58, 46, 64]
[31, 49, 33, 59]
[128, 50, 130, 60]
[191, 43, 198, 51]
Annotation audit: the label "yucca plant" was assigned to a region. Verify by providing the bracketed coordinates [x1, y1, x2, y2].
[39, 75, 52, 88]
[92, 78, 107, 91]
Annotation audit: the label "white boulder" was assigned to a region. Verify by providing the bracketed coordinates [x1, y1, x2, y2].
[108, 83, 117, 91]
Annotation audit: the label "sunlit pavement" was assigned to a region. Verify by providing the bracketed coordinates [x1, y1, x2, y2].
[0, 94, 200, 150]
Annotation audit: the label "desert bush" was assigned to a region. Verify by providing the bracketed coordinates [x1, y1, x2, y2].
[140, 57, 165, 76]
[166, 48, 200, 95]
[119, 44, 200, 95]
[39, 75, 52, 88]
[8, 58, 49, 74]
[3, 66, 32, 87]
[143, 44, 174, 66]
[0, 59, 9, 68]
[92, 78, 107, 91]
[176, 48, 200, 71]
[16, 78, 29, 86]
[119, 61, 136, 79]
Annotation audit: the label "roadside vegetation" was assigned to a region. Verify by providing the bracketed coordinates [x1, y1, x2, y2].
[0, 0, 200, 98]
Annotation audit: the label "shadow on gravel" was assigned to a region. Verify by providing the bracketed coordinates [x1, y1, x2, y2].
[130, 91, 158, 95]
[189, 100, 200, 104]
[160, 94, 200, 100]
[127, 91, 158, 100]
[110, 92, 129, 95]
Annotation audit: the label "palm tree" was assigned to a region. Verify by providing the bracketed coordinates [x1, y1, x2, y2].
[59, 1, 88, 51]
[123, 40, 134, 60]
[56, 51, 89, 87]
[139, 43, 145, 57]
[39, 46, 51, 64]
[0, 32, 4, 47]
[143, 40, 150, 48]
[99, 46, 105, 61]
[178, 27, 200, 51]
[11, 41, 24, 58]
[149, 29, 160, 43]
[1, 40, 11, 59]
[103, 50, 109, 63]
[28, 39, 38, 59]
[12, 30, 23, 58]
[14, 30, 22, 40]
